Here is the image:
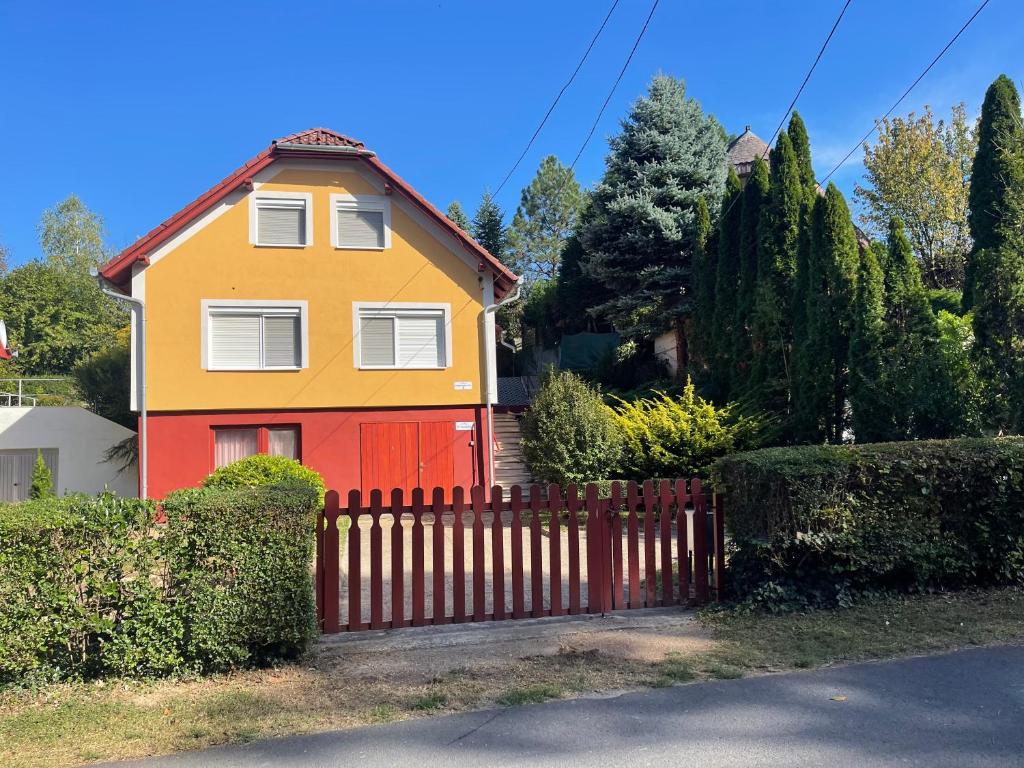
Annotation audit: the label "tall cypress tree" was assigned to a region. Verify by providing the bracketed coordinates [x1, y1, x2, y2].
[849, 240, 889, 442]
[580, 75, 727, 340]
[966, 75, 1024, 430]
[800, 184, 860, 443]
[965, 75, 1024, 309]
[710, 167, 743, 399]
[750, 132, 802, 420]
[787, 111, 817, 193]
[690, 195, 715, 371]
[732, 156, 769, 393]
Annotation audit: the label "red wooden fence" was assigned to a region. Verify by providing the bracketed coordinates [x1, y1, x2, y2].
[316, 478, 724, 633]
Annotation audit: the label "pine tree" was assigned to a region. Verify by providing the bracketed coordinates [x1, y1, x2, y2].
[800, 184, 860, 443]
[472, 191, 511, 267]
[690, 195, 716, 371]
[749, 132, 802, 419]
[965, 76, 1024, 431]
[848, 240, 889, 442]
[787, 111, 817, 193]
[965, 75, 1024, 308]
[29, 450, 55, 499]
[446, 201, 471, 232]
[580, 75, 728, 340]
[731, 156, 769, 393]
[710, 168, 743, 399]
[507, 156, 584, 284]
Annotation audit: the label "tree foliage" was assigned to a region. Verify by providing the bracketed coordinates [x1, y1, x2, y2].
[507, 155, 584, 285]
[445, 201, 471, 232]
[74, 329, 132, 429]
[580, 75, 727, 339]
[709, 167, 744, 398]
[855, 105, 975, 291]
[966, 75, 1024, 431]
[732, 156, 769, 392]
[471, 191, 510, 266]
[29, 451, 56, 500]
[39, 194, 109, 272]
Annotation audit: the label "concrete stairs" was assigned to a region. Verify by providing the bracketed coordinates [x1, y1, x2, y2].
[492, 411, 534, 489]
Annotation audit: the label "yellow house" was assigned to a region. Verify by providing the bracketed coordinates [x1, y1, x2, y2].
[99, 129, 519, 499]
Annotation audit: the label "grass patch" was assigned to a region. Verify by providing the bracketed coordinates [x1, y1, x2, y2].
[2, 587, 1021, 768]
[497, 683, 563, 706]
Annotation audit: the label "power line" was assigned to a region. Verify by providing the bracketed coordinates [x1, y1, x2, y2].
[721, 0, 853, 220]
[493, 0, 621, 197]
[759, 0, 853, 160]
[568, 0, 660, 173]
[817, 0, 992, 186]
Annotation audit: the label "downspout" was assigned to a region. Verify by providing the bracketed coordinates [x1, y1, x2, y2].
[93, 270, 147, 500]
[483, 276, 524, 491]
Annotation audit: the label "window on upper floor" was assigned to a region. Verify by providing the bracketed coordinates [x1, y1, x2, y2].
[203, 301, 308, 371]
[355, 304, 450, 369]
[212, 425, 300, 469]
[250, 192, 312, 247]
[331, 194, 391, 250]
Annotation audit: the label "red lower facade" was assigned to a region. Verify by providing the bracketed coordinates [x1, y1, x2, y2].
[145, 405, 490, 500]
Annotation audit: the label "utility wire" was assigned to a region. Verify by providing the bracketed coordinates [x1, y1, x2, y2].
[567, 0, 659, 173]
[721, 0, 853, 220]
[817, 0, 991, 186]
[493, 0, 621, 196]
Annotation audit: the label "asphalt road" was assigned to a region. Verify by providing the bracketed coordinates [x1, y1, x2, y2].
[113, 645, 1024, 768]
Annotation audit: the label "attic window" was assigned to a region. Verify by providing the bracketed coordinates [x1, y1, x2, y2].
[250, 192, 313, 247]
[331, 194, 390, 250]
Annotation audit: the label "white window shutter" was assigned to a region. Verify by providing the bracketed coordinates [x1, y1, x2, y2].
[210, 314, 261, 368]
[258, 203, 305, 245]
[337, 209, 384, 248]
[263, 314, 300, 367]
[360, 315, 395, 366]
[398, 314, 444, 367]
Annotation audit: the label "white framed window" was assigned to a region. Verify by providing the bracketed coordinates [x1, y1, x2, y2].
[212, 426, 300, 469]
[202, 300, 309, 371]
[331, 194, 391, 250]
[353, 302, 452, 369]
[249, 192, 313, 247]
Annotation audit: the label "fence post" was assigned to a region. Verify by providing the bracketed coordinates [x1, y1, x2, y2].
[323, 490, 341, 633]
[691, 479, 709, 604]
[315, 504, 325, 629]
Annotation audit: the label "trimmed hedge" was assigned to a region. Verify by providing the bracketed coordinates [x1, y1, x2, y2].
[0, 484, 318, 685]
[714, 438, 1024, 609]
[203, 454, 326, 504]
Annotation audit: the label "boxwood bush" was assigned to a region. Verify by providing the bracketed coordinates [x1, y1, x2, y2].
[714, 438, 1024, 610]
[203, 454, 326, 504]
[0, 483, 318, 685]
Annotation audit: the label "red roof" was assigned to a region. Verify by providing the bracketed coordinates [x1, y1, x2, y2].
[99, 128, 518, 296]
[0, 346, 10, 361]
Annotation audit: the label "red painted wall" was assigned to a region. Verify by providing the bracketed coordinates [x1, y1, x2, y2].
[145, 405, 490, 499]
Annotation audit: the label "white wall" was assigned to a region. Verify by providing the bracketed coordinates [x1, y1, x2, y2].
[654, 330, 679, 379]
[0, 407, 138, 497]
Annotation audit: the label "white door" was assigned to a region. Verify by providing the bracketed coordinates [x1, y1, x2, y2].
[0, 449, 58, 502]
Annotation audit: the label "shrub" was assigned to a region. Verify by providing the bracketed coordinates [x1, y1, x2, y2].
[0, 484, 318, 685]
[714, 438, 1024, 610]
[610, 380, 762, 481]
[520, 369, 622, 485]
[161, 483, 318, 673]
[29, 451, 55, 499]
[203, 454, 326, 504]
[0, 494, 163, 684]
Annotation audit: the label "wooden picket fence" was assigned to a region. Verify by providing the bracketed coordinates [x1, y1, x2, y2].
[316, 478, 724, 633]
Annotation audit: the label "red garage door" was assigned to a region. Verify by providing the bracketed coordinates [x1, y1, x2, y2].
[359, 422, 457, 499]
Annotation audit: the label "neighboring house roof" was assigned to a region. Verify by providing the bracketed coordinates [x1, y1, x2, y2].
[0, 346, 10, 361]
[727, 126, 770, 179]
[99, 128, 519, 297]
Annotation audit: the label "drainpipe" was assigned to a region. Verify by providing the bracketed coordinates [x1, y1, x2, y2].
[92, 270, 148, 500]
[483, 276, 524, 491]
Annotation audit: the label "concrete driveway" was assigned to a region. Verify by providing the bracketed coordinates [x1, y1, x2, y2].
[111, 644, 1024, 767]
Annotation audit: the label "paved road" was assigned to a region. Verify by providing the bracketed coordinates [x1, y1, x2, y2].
[114, 645, 1024, 767]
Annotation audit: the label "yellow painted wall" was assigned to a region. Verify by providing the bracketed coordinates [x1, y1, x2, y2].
[143, 167, 488, 411]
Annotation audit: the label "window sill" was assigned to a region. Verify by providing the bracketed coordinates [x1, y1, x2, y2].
[334, 245, 387, 251]
[252, 242, 310, 249]
[205, 367, 304, 372]
[357, 365, 448, 371]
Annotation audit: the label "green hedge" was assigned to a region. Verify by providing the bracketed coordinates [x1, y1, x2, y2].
[714, 438, 1024, 609]
[0, 484, 318, 685]
[203, 454, 326, 504]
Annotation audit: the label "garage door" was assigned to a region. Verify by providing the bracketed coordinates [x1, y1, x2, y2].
[0, 448, 58, 502]
[359, 422, 458, 499]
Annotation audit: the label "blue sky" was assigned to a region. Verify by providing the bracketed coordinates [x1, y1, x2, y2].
[1, 0, 1021, 266]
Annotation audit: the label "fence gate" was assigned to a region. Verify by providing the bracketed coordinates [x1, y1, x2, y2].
[316, 479, 724, 633]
